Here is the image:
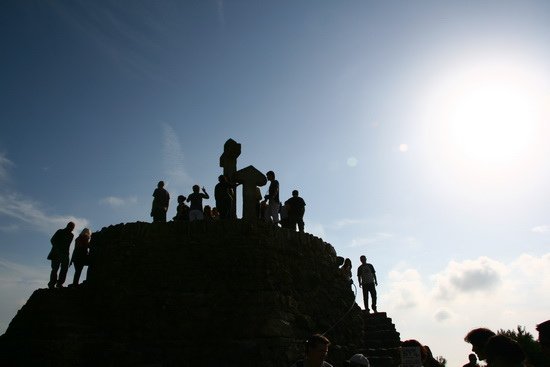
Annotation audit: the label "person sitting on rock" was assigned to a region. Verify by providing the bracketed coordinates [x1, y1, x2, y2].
[291, 334, 333, 367]
[173, 195, 189, 221]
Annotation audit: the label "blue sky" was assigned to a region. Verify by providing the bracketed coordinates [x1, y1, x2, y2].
[1, 1, 550, 365]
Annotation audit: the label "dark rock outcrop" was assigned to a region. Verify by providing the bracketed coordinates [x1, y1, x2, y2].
[1, 220, 382, 367]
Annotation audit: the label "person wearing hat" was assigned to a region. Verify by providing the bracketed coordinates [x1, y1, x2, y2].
[348, 353, 370, 367]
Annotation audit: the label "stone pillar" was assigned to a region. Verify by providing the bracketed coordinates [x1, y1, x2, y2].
[234, 165, 267, 220]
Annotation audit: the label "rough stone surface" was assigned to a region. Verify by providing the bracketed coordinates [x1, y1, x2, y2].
[0, 220, 382, 367]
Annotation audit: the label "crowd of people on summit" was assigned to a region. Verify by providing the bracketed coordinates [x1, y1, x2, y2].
[44, 167, 549, 367]
[149, 170, 306, 231]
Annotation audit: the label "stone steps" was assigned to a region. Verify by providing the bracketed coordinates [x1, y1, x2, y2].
[359, 311, 401, 367]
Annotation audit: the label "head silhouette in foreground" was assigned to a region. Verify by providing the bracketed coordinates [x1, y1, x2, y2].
[292, 333, 333, 367]
[464, 327, 496, 361]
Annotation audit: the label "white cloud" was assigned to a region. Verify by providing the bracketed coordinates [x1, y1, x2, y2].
[531, 225, 550, 233]
[381, 254, 550, 367]
[384, 268, 426, 310]
[0, 193, 89, 234]
[432, 257, 505, 300]
[162, 123, 192, 186]
[346, 156, 358, 167]
[100, 196, 137, 208]
[434, 307, 455, 322]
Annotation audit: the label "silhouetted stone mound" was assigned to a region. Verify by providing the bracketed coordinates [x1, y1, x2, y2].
[1, 220, 371, 367]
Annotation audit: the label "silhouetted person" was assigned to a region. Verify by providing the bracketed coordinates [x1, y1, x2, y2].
[47, 221, 75, 289]
[537, 319, 550, 358]
[291, 334, 333, 367]
[464, 327, 496, 362]
[357, 255, 378, 312]
[214, 175, 234, 219]
[151, 180, 170, 222]
[485, 334, 525, 367]
[173, 195, 189, 221]
[69, 228, 91, 286]
[203, 205, 214, 221]
[285, 189, 306, 232]
[264, 170, 280, 225]
[463, 353, 479, 367]
[187, 185, 209, 221]
[340, 258, 353, 284]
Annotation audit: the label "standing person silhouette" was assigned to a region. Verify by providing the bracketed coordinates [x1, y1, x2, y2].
[214, 175, 234, 219]
[264, 170, 280, 225]
[70, 228, 91, 286]
[151, 181, 170, 222]
[357, 255, 378, 313]
[47, 221, 75, 289]
[187, 185, 209, 221]
[285, 189, 306, 232]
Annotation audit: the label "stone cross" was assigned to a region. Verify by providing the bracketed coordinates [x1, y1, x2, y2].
[234, 165, 267, 220]
[220, 139, 241, 217]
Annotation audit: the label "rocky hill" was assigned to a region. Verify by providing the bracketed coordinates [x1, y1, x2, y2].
[0, 220, 401, 367]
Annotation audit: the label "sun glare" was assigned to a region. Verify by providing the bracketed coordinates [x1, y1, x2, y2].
[418, 56, 550, 200]
[447, 81, 536, 164]
[427, 59, 546, 170]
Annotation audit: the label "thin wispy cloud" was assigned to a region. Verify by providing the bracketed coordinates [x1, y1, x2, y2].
[52, 1, 176, 82]
[333, 218, 370, 229]
[0, 153, 14, 182]
[100, 196, 138, 208]
[162, 123, 192, 186]
[0, 193, 88, 234]
[0, 258, 47, 289]
[217, 0, 225, 29]
[531, 225, 550, 233]
[350, 232, 394, 247]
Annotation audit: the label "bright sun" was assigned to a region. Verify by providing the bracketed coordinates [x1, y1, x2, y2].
[427, 59, 546, 170]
